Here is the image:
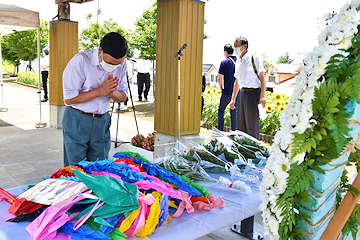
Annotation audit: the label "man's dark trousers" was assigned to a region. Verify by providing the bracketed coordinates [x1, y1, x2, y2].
[137, 72, 150, 100]
[236, 88, 260, 140]
[41, 71, 49, 100]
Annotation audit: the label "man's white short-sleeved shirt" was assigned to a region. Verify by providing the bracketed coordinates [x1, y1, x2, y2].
[62, 47, 128, 114]
[234, 52, 264, 88]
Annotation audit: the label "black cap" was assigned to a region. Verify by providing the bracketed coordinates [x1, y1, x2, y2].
[100, 32, 128, 59]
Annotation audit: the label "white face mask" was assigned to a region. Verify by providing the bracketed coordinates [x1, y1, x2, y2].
[100, 53, 120, 72]
[235, 47, 245, 57]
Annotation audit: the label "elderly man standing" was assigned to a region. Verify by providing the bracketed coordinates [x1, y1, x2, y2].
[229, 36, 266, 239]
[62, 32, 128, 167]
[230, 36, 266, 139]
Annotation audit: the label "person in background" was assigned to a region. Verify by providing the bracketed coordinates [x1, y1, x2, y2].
[62, 32, 128, 167]
[136, 58, 152, 101]
[40, 49, 50, 102]
[217, 44, 239, 131]
[201, 74, 206, 115]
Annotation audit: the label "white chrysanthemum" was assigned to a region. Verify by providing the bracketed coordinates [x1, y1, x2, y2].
[342, 21, 358, 38]
[270, 203, 284, 222]
[273, 164, 289, 181]
[291, 152, 306, 165]
[351, 0, 360, 8]
[261, 168, 275, 188]
[339, 37, 353, 49]
[293, 115, 310, 134]
[259, 191, 270, 207]
[328, 29, 345, 45]
[268, 214, 280, 238]
[337, 4, 352, 23]
[279, 131, 294, 151]
[318, 29, 329, 45]
[266, 187, 278, 205]
[299, 87, 315, 106]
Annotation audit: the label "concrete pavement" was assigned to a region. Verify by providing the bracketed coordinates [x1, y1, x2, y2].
[0, 81, 268, 240]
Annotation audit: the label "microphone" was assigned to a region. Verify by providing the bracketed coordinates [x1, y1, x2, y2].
[173, 44, 188, 58]
[179, 44, 187, 52]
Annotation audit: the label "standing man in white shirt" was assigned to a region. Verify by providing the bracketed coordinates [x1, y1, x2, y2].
[229, 35, 266, 240]
[136, 58, 152, 101]
[62, 32, 128, 166]
[40, 49, 50, 102]
[229, 36, 266, 140]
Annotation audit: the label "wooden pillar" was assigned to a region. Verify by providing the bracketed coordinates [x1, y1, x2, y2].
[320, 174, 360, 240]
[155, 0, 205, 136]
[49, 20, 78, 128]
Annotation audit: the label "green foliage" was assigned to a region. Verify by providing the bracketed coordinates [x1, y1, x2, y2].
[1, 19, 49, 70]
[260, 110, 280, 136]
[277, 52, 293, 63]
[130, 1, 208, 60]
[79, 17, 134, 58]
[2, 60, 15, 74]
[130, 2, 157, 60]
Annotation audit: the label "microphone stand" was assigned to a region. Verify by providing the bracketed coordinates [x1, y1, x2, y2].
[110, 72, 139, 148]
[173, 43, 187, 141]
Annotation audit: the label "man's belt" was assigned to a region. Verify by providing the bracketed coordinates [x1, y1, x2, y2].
[241, 87, 260, 92]
[71, 107, 105, 119]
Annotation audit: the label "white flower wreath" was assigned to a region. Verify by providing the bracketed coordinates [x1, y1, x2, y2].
[260, 1, 360, 239]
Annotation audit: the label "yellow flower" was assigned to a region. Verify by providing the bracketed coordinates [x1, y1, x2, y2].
[266, 105, 273, 112]
[275, 101, 282, 108]
[206, 89, 211, 94]
[279, 106, 285, 112]
[212, 88, 217, 94]
[274, 92, 283, 101]
[285, 100, 289, 105]
[265, 91, 272, 96]
[217, 89, 222, 95]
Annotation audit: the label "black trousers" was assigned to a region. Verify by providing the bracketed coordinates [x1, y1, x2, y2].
[137, 73, 150, 100]
[41, 71, 49, 99]
[236, 88, 260, 140]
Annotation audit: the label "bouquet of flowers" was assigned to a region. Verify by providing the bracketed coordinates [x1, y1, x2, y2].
[131, 132, 155, 151]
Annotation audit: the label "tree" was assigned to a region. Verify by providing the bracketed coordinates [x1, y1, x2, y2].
[130, 2, 208, 60]
[130, 2, 157, 60]
[261, 52, 270, 68]
[79, 14, 134, 58]
[277, 52, 293, 64]
[1, 19, 49, 72]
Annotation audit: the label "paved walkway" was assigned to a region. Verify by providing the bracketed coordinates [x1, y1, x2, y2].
[0, 81, 268, 240]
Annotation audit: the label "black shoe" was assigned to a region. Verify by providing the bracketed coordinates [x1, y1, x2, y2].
[41, 98, 48, 102]
[139, 99, 142, 102]
[144, 97, 148, 101]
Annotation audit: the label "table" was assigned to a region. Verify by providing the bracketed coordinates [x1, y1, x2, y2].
[0, 174, 261, 240]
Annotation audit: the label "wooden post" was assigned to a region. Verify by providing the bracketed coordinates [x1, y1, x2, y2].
[155, 0, 205, 136]
[49, 20, 78, 128]
[320, 173, 360, 240]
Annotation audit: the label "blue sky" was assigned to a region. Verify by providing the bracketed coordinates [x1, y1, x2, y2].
[1, 0, 351, 67]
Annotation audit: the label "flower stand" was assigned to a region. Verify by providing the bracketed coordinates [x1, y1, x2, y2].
[301, 98, 360, 239]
